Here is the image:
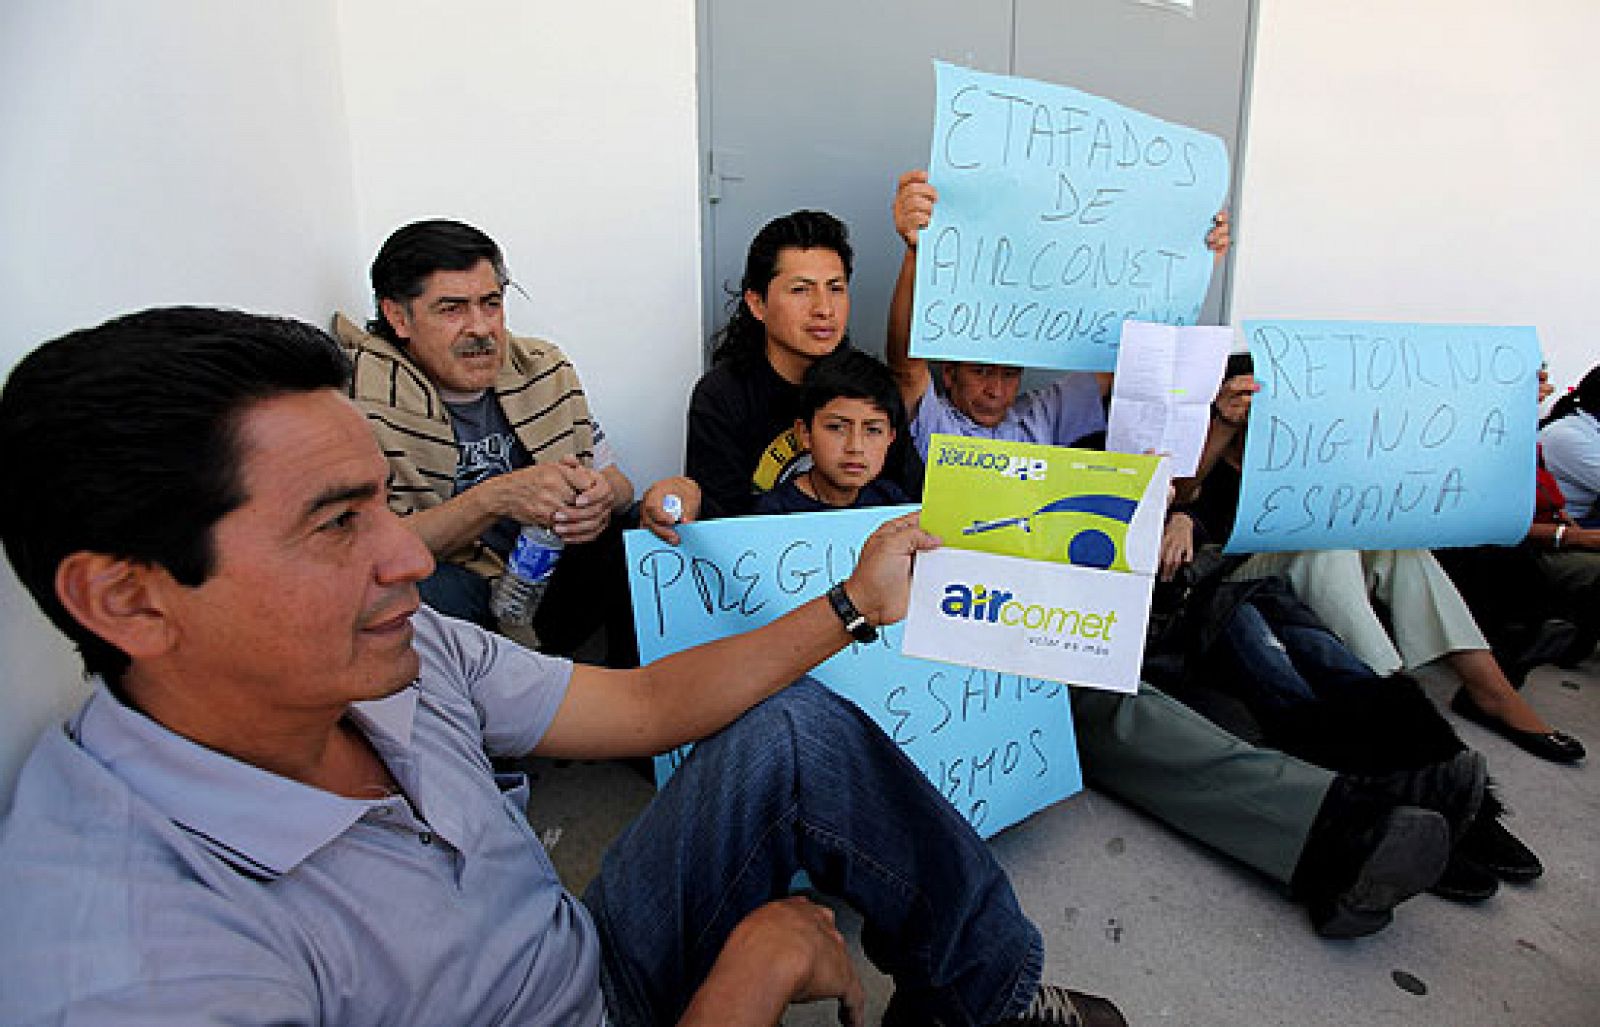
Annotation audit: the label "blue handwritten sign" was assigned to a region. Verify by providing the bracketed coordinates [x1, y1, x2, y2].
[1227, 321, 1540, 553]
[910, 61, 1230, 372]
[626, 507, 1082, 837]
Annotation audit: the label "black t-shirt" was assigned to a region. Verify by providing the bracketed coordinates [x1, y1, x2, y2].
[751, 477, 911, 516]
[686, 353, 809, 517]
[685, 347, 923, 517]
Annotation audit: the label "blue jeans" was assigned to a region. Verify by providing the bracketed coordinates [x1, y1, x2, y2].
[1219, 603, 1377, 711]
[419, 522, 638, 665]
[582, 678, 1042, 1026]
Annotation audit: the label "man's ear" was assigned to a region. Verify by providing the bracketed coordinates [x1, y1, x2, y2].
[379, 297, 413, 342]
[940, 363, 957, 393]
[792, 417, 811, 450]
[744, 289, 768, 325]
[54, 553, 178, 662]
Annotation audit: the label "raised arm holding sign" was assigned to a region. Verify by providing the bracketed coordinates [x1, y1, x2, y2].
[886, 175, 1230, 468]
[905, 62, 1230, 372]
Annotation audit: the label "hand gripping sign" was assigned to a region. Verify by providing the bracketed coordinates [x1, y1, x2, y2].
[910, 61, 1230, 371]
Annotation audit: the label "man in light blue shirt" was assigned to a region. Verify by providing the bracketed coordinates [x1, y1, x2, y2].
[8, 607, 604, 1023]
[1539, 366, 1600, 524]
[0, 308, 1124, 1026]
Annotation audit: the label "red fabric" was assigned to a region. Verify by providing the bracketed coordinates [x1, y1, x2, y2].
[1535, 445, 1568, 523]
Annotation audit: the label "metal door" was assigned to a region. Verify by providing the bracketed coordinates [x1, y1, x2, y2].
[699, 0, 1254, 357]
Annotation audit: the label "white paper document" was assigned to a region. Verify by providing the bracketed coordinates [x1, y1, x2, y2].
[1106, 321, 1234, 476]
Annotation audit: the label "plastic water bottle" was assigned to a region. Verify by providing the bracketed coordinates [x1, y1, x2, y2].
[491, 524, 564, 629]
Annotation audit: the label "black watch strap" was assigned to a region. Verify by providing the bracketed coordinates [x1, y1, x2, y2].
[826, 583, 878, 643]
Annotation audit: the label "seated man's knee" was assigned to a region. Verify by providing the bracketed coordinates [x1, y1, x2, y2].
[706, 677, 879, 768]
[739, 676, 844, 732]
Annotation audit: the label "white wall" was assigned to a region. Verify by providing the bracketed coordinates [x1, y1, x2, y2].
[0, 2, 363, 345]
[0, 0, 704, 804]
[334, 0, 704, 488]
[0, 0, 361, 803]
[1232, 1, 1599, 395]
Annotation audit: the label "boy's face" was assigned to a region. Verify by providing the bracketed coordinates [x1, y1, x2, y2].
[796, 396, 895, 497]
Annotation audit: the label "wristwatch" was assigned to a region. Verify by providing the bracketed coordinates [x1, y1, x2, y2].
[826, 583, 878, 643]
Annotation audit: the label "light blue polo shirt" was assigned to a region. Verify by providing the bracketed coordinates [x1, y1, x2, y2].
[0, 607, 602, 1024]
[909, 373, 1106, 459]
[1541, 409, 1600, 519]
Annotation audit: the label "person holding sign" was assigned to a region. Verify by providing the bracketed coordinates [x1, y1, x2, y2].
[1169, 358, 1585, 765]
[753, 348, 911, 514]
[0, 310, 1127, 1027]
[886, 170, 1230, 460]
[684, 211, 921, 520]
[884, 176, 1467, 938]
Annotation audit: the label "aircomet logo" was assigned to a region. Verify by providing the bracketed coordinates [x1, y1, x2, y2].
[939, 582, 1117, 640]
[932, 444, 1049, 482]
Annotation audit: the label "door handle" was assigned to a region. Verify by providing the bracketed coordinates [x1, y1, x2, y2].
[706, 147, 746, 204]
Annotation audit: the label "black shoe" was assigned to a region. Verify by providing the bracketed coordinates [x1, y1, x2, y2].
[1312, 806, 1450, 939]
[1429, 852, 1500, 902]
[1451, 688, 1586, 764]
[992, 985, 1128, 1027]
[1460, 814, 1544, 881]
[1350, 750, 1487, 842]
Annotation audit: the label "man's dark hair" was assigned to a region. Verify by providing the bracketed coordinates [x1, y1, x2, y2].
[798, 348, 906, 436]
[368, 219, 509, 344]
[1542, 362, 1600, 428]
[710, 210, 854, 365]
[0, 307, 351, 680]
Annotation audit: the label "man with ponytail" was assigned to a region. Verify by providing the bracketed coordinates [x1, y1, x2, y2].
[682, 211, 922, 518]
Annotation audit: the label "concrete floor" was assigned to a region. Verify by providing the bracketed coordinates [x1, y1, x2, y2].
[526, 656, 1600, 1026]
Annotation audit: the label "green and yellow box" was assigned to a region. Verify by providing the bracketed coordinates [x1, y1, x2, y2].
[920, 434, 1164, 574]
